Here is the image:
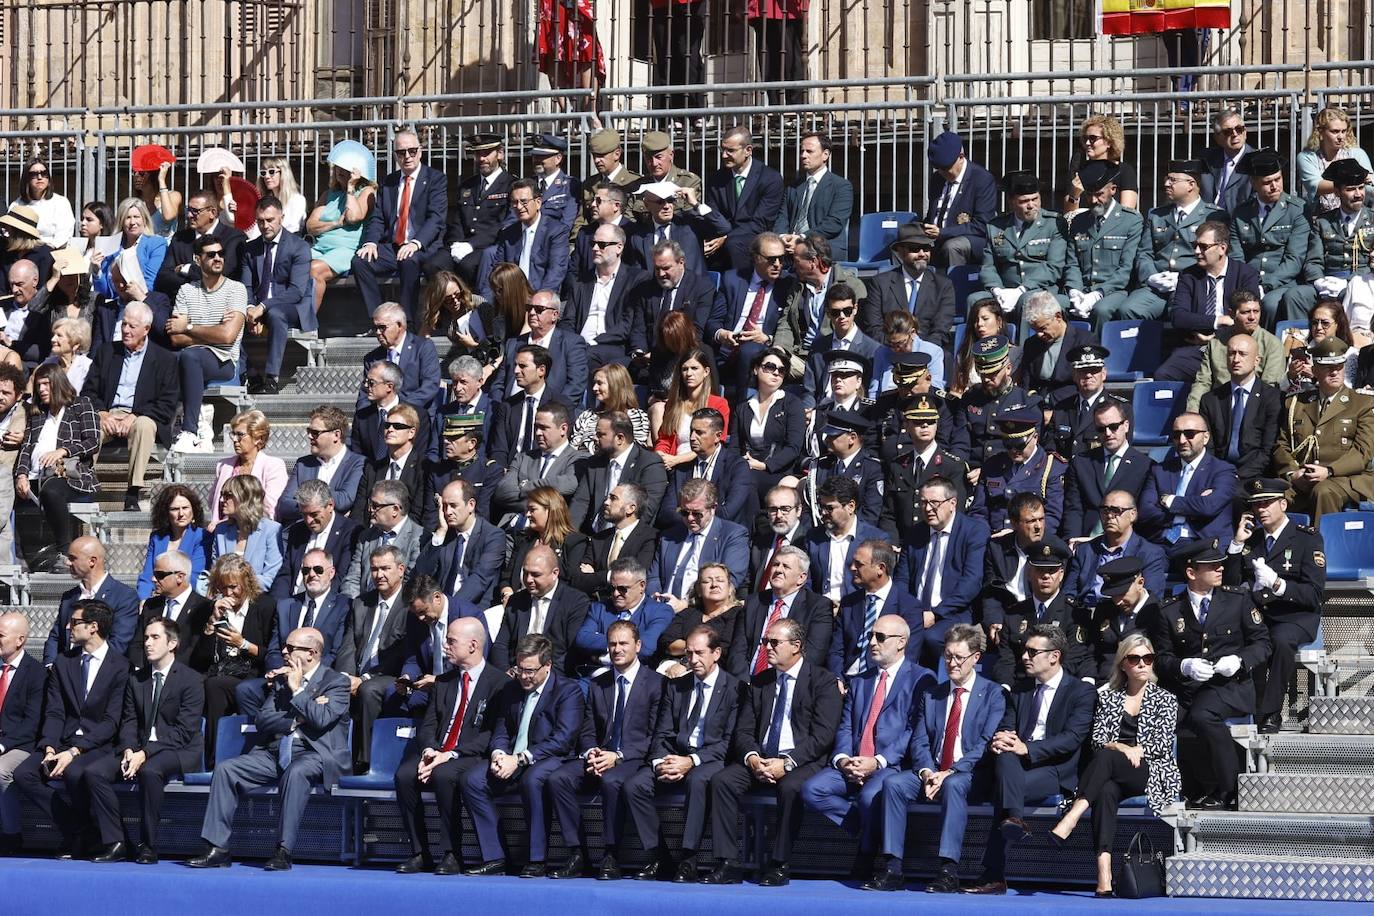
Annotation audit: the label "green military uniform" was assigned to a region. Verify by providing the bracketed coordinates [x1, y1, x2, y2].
[1281, 157, 1374, 321]
[972, 210, 1071, 313]
[1065, 201, 1145, 331]
[1231, 192, 1312, 325]
[1117, 196, 1229, 322]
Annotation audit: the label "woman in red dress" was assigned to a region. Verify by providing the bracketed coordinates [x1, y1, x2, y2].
[537, 0, 606, 106]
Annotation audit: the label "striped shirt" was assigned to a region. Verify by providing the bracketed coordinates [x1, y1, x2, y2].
[173, 278, 248, 363]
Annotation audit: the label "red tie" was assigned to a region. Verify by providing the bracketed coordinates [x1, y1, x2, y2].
[0, 663, 11, 714]
[938, 686, 965, 771]
[752, 598, 786, 675]
[394, 174, 413, 246]
[744, 282, 769, 331]
[756, 535, 784, 592]
[440, 671, 471, 753]
[857, 669, 888, 758]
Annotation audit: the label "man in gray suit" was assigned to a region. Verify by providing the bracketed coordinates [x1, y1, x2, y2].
[490, 401, 587, 528]
[185, 626, 351, 871]
[342, 480, 425, 597]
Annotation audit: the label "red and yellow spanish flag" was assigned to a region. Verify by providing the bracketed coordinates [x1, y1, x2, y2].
[1101, 0, 1230, 35]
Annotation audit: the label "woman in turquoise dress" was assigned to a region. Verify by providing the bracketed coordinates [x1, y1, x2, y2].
[307, 164, 375, 313]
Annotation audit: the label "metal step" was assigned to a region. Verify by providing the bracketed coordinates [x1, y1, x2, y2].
[1262, 735, 1374, 775]
[1308, 696, 1374, 735]
[1181, 812, 1374, 857]
[295, 366, 363, 396]
[1167, 852, 1374, 901]
[1238, 772, 1374, 814]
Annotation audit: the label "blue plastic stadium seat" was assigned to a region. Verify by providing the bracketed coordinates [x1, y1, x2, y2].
[1102, 320, 1165, 382]
[949, 267, 980, 324]
[182, 715, 253, 785]
[840, 211, 917, 273]
[1069, 320, 1092, 336]
[1130, 381, 1186, 447]
[337, 718, 416, 790]
[1286, 512, 1311, 527]
[1274, 319, 1306, 341]
[1317, 511, 1374, 580]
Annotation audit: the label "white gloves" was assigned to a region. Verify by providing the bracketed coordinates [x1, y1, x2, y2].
[1252, 558, 1279, 590]
[1214, 655, 1242, 677]
[450, 241, 475, 261]
[1068, 290, 1102, 319]
[1181, 658, 1215, 682]
[1147, 271, 1179, 294]
[1314, 276, 1350, 298]
[992, 287, 1023, 314]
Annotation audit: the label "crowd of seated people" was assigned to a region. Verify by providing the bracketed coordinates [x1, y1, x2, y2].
[0, 111, 1353, 894]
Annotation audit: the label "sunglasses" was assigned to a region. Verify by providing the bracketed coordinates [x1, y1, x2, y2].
[261, 168, 281, 176]
[1170, 428, 1206, 440]
[1021, 646, 1057, 658]
[284, 644, 319, 655]
[301, 564, 328, 576]
[758, 362, 785, 375]
[395, 147, 421, 157]
[1101, 505, 1134, 517]
[872, 632, 903, 644]
[26, 170, 48, 179]
[1124, 653, 1156, 666]
[368, 500, 399, 511]
[383, 421, 414, 431]
[590, 240, 621, 249]
[1219, 126, 1247, 136]
[200, 250, 225, 260]
[152, 569, 181, 580]
[186, 205, 211, 217]
[763, 637, 799, 648]
[306, 427, 336, 438]
[759, 254, 785, 264]
[678, 507, 712, 519]
[609, 583, 635, 595]
[1095, 420, 1127, 435]
[828, 306, 856, 318]
[1082, 134, 1105, 144]
[527, 304, 557, 314]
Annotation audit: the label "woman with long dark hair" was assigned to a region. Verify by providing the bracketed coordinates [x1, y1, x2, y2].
[136, 484, 212, 599]
[15, 362, 99, 568]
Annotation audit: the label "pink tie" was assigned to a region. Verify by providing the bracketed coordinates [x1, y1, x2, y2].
[753, 598, 785, 675]
[858, 669, 888, 758]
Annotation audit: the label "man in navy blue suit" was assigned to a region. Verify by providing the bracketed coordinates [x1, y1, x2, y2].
[776, 133, 854, 251]
[240, 197, 314, 394]
[460, 633, 585, 877]
[648, 479, 751, 603]
[351, 361, 429, 465]
[897, 477, 992, 666]
[572, 558, 674, 675]
[805, 476, 886, 606]
[1138, 411, 1239, 558]
[477, 178, 570, 300]
[803, 615, 936, 876]
[1156, 220, 1262, 383]
[278, 407, 367, 524]
[730, 545, 834, 678]
[923, 131, 998, 268]
[388, 576, 485, 723]
[0, 613, 46, 852]
[1065, 489, 1168, 607]
[967, 624, 1097, 894]
[490, 295, 589, 407]
[701, 126, 785, 272]
[44, 537, 140, 665]
[357, 302, 442, 413]
[628, 241, 721, 358]
[659, 407, 755, 527]
[271, 480, 362, 598]
[708, 232, 796, 396]
[547, 620, 666, 880]
[1199, 109, 1255, 215]
[415, 478, 508, 610]
[830, 540, 923, 678]
[352, 130, 448, 323]
[1062, 398, 1154, 538]
[628, 181, 728, 277]
[866, 624, 1004, 893]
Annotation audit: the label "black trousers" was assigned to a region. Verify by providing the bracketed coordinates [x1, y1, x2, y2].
[1179, 685, 1248, 800]
[83, 749, 186, 846]
[751, 19, 805, 105]
[13, 746, 114, 846]
[36, 478, 92, 552]
[1254, 620, 1314, 718]
[652, 2, 706, 110]
[708, 759, 822, 864]
[547, 757, 647, 850]
[393, 751, 487, 858]
[203, 674, 246, 765]
[1077, 746, 1151, 853]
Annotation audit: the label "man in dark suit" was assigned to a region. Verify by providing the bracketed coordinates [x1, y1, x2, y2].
[485, 344, 569, 468]
[801, 285, 881, 403]
[560, 223, 647, 369]
[415, 478, 508, 610]
[572, 559, 674, 675]
[830, 540, 923, 678]
[774, 234, 869, 374]
[14, 600, 131, 856]
[351, 361, 429, 465]
[857, 226, 955, 348]
[477, 178, 570, 300]
[1198, 333, 1282, 483]
[625, 625, 744, 881]
[1199, 109, 1255, 215]
[866, 624, 1005, 893]
[0, 612, 46, 852]
[187, 626, 352, 870]
[704, 617, 842, 886]
[153, 189, 247, 296]
[702, 126, 785, 272]
[44, 537, 141, 665]
[572, 185, 637, 280]
[240, 196, 314, 394]
[977, 494, 1046, 644]
[278, 406, 367, 523]
[548, 620, 666, 879]
[459, 633, 585, 876]
[130, 550, 212, 667]
[897, 477, 992, 665]
[489, 295, 589, 407]
[570, 411, 670, 532]
[350, 403, 436, 530]
[1062, 398, 1154, 539]
[922, 131, 999, 268]
[84, 617, 205, 864]
[804, 472, 887, 605]
[1157, 220, 1263, 383]
[393, 616, 510, 874]
[748, 484, 811, 594]
[272, 480, 362, 598]
[649, 479, 751, 601]
[1138, 412, 1239, 559]
[567, 482, 659, 602]
[628, 181, 728, 277]
[775, 133, 854, 251]
[707, 232, 796, 396]
[425, 133, 515, 285]
[659, 407, 755, 527]
[1019, 293, 1100, 401]
[1065, 490, 1168, 609]
[729, 545, 834, 677]
[491, 544, 592, 677]
[351, 130, 449, 323]
[357, 302, 443, 413]
[968, 624, 1097, 894]
[627, 242, 720, 358]
[80, 300, 180, 509]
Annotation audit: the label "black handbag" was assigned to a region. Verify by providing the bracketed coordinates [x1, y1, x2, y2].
[1118, 831, 1167, 898]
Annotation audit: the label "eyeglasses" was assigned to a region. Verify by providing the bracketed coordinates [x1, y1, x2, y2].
[284, 644, 319, 655]
[1124, 653, 1156, 666]
[758, 362, 785, 375]
[302, 565, 328, 576]
[68, 617, 87, 627]
[361, 378, 391, 388]
[527, 304, 558, 314]
[817, 502, 849, 515]
[590, 240, 621, 249]
[515, 664, 547, 677]
[943, 651, 977, 665]
[763, 637, 799, 648]
[1100, 505, 1134, 517]
[383, 421, 414, 431]
[1219, 126, 1247, 136]
[368, 500, 399, 511]
[511, 198, 536, 209]
[200, 250, 225, 260]
[758, 254, 785, 264]
[371, 323, 393, 333]
[609, 584, 635, 596]
[872, 632, 904, 644]
[26, 170, 48, 179]
[828, 306, 857, 318]
[261, 168, 281, 176]
[395, 147, 421, 158]
[1170, 428, 1207, 440]
[1311, 317, 1336, 328]
[1021, 646, 1057, 658]
[766, 504, 797, 515]
[1095, 420, 1127, 435]
[185, 205, 211, 217]
[678, 507, 713, 519]
[228, 430, 250, 441]
[152, 569, 182, 580]
[918, 496, 954, 508]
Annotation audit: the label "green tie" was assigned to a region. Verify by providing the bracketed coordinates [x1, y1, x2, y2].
[1105, 453, 1118, 485]
[734, 174, 745, 199]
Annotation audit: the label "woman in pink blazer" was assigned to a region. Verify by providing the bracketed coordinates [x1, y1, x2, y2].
[208, 408, 288, 527]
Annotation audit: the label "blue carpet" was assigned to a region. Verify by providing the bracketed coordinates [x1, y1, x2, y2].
[0, 858, 1370, 915]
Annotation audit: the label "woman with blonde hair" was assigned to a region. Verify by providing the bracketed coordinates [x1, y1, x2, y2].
[92, 197, 168, 300]
[1297, 106, 1374, 210]
[254, 157, 307, 235]
[571, 362, 650, 450]
[207, 474, 283, 592]
[196, 552, 276, 762]
[208, 408, 288, 527]
[1065, 114, 1139, 212]
[656, 562, 743, 674]
[501, 486, 591, 597]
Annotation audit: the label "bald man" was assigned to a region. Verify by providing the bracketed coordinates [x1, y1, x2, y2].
[44, 536, 140, 665]
[0, 613, 45, 852]
[490, 543, 591, 676]
[2, 259, 52, 369]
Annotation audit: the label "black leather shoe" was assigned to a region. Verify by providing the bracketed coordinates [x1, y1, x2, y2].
[926, 872, 962, 894]
[247, 376, 267, 395]
[520, 861, 547, 878]
[434, 852, 463, 875]
[596, 853, 620, 880]
[699, 860, 743, 885]
[759, 863, 790, 887]
[549, 849, 585, 879]
[134, 845, 158, 865]
[123, 488, 146, 512]
[1195, 795, 1229, 811]
[395, 853, 432, 874]
[862, 868, 906, 892]
[186, 845, 232, 868]
[966, 879, 1009, 895]
[634, 855, 664, 881]
[91, 841, 129, 863]
[264, 847, 292, 871]
[1259, 716, 1282, 735]
[999, 817, 1031, 844]
[261, 376, 282, 396]
[672, 854, 698, 884]
[465, 859, 507, 876]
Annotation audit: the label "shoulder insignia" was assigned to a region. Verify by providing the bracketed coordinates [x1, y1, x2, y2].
[1251, 608, 1264, 625]
[1175, 617, 1186, 633]
[929, 388, 948, 400]
[1221, 585, 1246, 594]
[1075, 626, 1086, 644]
[1314, 550, 1326, 568]
[1298, 524, 1315, 534]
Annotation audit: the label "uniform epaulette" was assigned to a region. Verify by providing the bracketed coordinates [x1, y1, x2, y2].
[1220, 584, 1247, 594]
[1297, 523, 1316, 534]
[928, 388, 948, 400]
[1159, 592, 1185, 607]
